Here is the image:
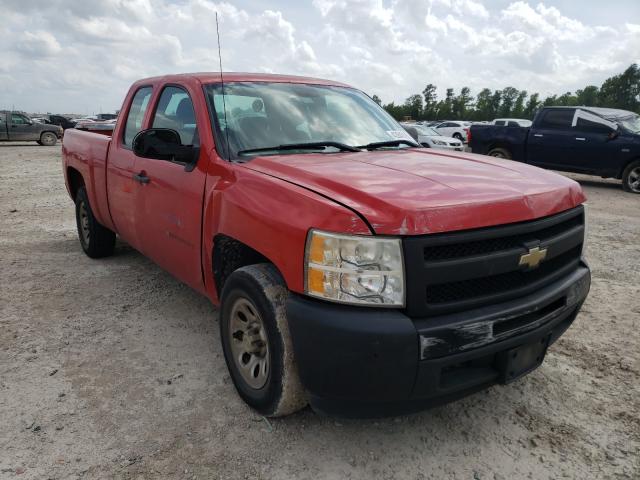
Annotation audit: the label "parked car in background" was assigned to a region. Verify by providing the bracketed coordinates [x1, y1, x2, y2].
[0, 111, 63, 145]
[401, 123, 463, 150]
[49, 114, 77, 130]
[433, 121, 470, 143]
[492, 118, 532, 127]
[62, 72, 590, 417]
[470, 106, 640, 193]
[96, 113, 118, 121]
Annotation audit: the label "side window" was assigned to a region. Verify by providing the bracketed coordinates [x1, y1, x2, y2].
[494, 120, 506, 126]
[537, 110, 573, 130]
[507, 121, 519, 127]
[573, 110, 616, 134]
[11, 114, 28, 125]
[152, 86, 198, 145]
[0, 113, 5, 125]
[123, 87, 153, 146]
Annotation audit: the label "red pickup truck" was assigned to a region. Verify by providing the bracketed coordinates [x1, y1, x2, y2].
[62, 73, 591, 417]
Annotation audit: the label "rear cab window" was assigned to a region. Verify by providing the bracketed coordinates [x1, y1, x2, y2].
[11, 113, 29, 125]
[123, 87, 153, 146]
[537, 110, 574, 131]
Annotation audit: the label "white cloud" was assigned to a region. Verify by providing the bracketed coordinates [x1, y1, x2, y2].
[0, 0, 638, 114]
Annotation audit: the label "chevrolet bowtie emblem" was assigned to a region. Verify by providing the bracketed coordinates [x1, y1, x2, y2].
[519, 246, 547, 269]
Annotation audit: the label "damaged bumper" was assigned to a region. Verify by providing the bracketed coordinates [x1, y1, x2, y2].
[286, 262, 590, 418]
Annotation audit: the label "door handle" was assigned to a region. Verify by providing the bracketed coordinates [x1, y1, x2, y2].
[575, 137, 586, 141]
[132, 172, 150, 184]
[533, 134, 543, 137]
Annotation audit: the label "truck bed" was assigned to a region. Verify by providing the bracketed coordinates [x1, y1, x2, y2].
[469, 124, 529, 161]
[62, 129, 112, 227]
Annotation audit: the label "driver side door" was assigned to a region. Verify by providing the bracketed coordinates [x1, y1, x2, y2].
[132, 84, 210, 292]
[10, 113, 37, 141]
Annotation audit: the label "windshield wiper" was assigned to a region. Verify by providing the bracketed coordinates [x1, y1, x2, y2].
[237, 142, 360, 156]
[356, 139, 419, 150]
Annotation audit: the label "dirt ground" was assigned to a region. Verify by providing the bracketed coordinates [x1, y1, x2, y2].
[1, 143, 638, 480]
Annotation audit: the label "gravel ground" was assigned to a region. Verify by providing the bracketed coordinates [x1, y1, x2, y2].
[1, 143, 638, 479]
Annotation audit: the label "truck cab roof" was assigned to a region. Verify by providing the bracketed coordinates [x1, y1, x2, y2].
[134, 72, 352, 88]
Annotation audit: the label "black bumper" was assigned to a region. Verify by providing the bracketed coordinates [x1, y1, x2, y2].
[286, 263, 590, 417]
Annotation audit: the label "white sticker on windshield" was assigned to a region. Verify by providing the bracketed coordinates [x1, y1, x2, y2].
[387, 130, 414, 141]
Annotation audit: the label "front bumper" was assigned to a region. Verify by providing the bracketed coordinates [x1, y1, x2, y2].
[286, 263, 590, 417]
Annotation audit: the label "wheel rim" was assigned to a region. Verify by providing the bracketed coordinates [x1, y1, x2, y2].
[228, 297, 269, 389]
[79, 201, 90, 246]
[490, 151, 505, 158]
[43, 133, 55, 145]
[628, 167, 640, 193]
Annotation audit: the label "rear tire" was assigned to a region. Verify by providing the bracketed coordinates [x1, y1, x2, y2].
[75, 187, 116, 258]
[453, 133, 464, 143]
[621, 160, 640, 193]
[40, 132, 57, 146]
[220, 264, 307, 417]
[487, 147, 512, 159]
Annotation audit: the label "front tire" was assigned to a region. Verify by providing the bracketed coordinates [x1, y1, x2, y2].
[487, 147, 512, 159]
[453, 133, 464, 143]
[220, 264, 307, 417]
[75, 187, 116, 258]
[39, 132, 57, 146]
[621, 160, 640, 193]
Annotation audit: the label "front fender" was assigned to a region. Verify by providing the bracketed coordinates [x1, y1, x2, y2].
[201, 163, 371, 304]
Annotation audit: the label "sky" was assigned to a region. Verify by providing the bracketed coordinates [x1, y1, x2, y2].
[1, 0, 639, 115]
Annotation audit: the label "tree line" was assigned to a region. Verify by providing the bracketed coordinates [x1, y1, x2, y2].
[373, 64, 640, 122]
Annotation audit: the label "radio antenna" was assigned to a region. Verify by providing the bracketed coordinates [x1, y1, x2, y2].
[216, 12, 231, 158]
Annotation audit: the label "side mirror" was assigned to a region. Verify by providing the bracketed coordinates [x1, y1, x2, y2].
[607, 130, 619, 141]
[132, 128, 197, 168]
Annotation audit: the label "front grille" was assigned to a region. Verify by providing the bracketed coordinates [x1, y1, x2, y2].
[425, 246, 581, 304]
[403, 206, 585, 317]
[423, 214, 583, 261]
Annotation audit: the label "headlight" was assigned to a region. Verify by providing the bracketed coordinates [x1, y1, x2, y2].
[432, 139, 446, 145]
[304, 230, 405, 307]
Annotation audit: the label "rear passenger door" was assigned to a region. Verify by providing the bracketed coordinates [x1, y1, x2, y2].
[106, 85, 154, 249]
[10, 113, 37, 141]
[526, 109, 579, 170]
[132, 84, 209, 292]
[570, 109, 618, 176]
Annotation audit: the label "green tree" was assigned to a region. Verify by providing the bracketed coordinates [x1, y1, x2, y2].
[598, 64, 640, 111]
[404, 94, 423, 120]
[524, 93, 540, 118]
[575, 86, 599, 106]
[474, 88, 493, 120]
[513, 90, 528, 117]
[489, 90, 502, 118]
[452, 87, 472, 120]
[422, 84, 437, 119]
[557, 91, 578, 106]
[499, 87, 519, 117]
[371, 94, 382, 105]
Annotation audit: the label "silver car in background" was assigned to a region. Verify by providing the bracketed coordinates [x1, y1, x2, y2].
[400, 123, 464, 151]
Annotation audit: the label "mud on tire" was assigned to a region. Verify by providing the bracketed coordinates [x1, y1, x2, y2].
[220, 263, 307, 417]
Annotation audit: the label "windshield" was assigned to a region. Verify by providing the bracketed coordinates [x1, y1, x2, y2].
[615, 114, 640, 133]
[204, 82, 412, 158]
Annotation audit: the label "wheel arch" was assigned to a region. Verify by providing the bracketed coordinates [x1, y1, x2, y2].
[617, 156, 640, 179]
[66, 166, 85, 201]
[212, 234, 284, 298]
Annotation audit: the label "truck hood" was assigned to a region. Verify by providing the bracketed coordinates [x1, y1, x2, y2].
[243, 148, 586, 235]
